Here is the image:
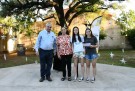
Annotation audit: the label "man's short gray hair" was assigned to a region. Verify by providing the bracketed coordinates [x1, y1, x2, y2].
[46, 22, 52, 27]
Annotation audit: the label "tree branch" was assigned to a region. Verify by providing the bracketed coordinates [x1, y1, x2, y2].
[65, 1, 82, 21]
[53, 0, 66, 27]
[25, 0, 30, 4]
[40, 14, 55, 21]
[68, 11, 83, 27]
[68, 8, 96, 27]
[65, 0, 100, 22]
[1, 1, 55, 16]
[4, 0, 10, 4]
[16, 0, 23, 5]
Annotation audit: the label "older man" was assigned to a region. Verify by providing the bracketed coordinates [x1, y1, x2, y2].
[34, 22, 56, 82]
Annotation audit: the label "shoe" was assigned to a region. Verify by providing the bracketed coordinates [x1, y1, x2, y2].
[46, 77, 52, 82]
[68, 77, 72, 81]
[86, 77, 90, 83]
[91, 77, 95, 83]
[61, 77, 66, 81]
[78, 77, 84, 82]
[39, 77, 45, 82]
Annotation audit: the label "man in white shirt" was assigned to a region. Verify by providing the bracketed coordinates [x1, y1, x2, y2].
[34, 22, 56, 82]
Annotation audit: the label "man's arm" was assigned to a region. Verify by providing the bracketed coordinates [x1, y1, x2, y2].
[34, 32, 42, 55]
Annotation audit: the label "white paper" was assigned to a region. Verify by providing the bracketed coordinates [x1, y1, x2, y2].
[83, 43, 91, 47]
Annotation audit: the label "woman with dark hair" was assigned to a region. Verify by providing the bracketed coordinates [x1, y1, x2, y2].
[53, 31, 62, 71]
[56, 27, 73, 81]
[71, 26, 85, 82]
[84, 28, 98, 83]
[53, 29, 69, 71]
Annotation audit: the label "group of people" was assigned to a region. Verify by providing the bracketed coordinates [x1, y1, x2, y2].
[34, 22, 98, 83]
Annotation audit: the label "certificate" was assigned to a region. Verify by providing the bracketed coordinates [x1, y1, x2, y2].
[83, 43, 91, 47]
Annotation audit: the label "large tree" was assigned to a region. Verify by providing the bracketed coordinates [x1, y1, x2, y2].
[0, 0, 103, 27]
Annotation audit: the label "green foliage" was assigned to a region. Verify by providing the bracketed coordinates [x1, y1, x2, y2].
[126, 29, 135, 49]
[24, 29, 35, 37]
[110, 2, 123, 10]
[13, 12, 35, 34]
[117, 10, 135, 49]
[117, 10, 135, 34]
[0, 16, 17, 34]
[99, 30, 107, 40]
[98, 49, 135, 68]
[0, 0, 102, 27]
[1, 49, 135, 68]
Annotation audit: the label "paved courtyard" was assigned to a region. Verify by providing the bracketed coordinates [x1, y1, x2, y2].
[0, 63, 135, 91]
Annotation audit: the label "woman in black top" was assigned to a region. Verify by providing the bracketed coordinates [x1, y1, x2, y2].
[53, 31, 63, 71]
[84, 28, 98, 83]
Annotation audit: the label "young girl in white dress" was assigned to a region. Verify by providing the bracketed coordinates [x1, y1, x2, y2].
[72, 26, 85, 82]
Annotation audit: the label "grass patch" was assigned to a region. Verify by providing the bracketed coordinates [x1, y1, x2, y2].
[98, 49, 135, 68]
[0, 51, 39, 68]
[0, 49, 135, 68]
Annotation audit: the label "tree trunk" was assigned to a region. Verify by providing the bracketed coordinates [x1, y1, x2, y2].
[54, 0, 66, 27]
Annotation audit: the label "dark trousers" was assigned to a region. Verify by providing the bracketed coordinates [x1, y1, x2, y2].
[61, 54, 72, 77]
[53, 55, 62, 71]
[39, 48, 53, 78]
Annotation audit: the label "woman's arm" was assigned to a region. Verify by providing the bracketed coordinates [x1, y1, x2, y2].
[90, 43, 98, 48]
[90, 37, 99, 48]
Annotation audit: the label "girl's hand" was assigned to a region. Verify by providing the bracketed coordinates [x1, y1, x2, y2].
[90, 45, 94, 48]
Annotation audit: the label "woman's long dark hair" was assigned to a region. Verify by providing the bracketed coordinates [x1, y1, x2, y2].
[72, 26, 82, 43]
[84, 28, 94, 39]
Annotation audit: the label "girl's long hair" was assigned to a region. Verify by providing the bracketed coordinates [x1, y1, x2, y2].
[72, 26, 82, 43]
[84, 28, 94, 39]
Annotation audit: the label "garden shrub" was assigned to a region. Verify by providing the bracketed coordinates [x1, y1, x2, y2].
[126, 29, 135, 49]
[99, 30, 107, 40]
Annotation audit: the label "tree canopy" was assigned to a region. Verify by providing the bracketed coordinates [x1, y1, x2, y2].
[0, 0, 104, 27]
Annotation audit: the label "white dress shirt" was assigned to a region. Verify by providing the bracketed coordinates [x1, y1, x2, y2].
[34, 30, 56, 52]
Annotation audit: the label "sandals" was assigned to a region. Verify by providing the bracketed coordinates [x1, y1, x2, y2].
[91, 77, 95, 83]
[68, 77, 72, 81]
[61, 77, 72, 81]
[86, 77, 90, 83]
[61, 77, 66, 81]
[78, 77, 84, 82]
